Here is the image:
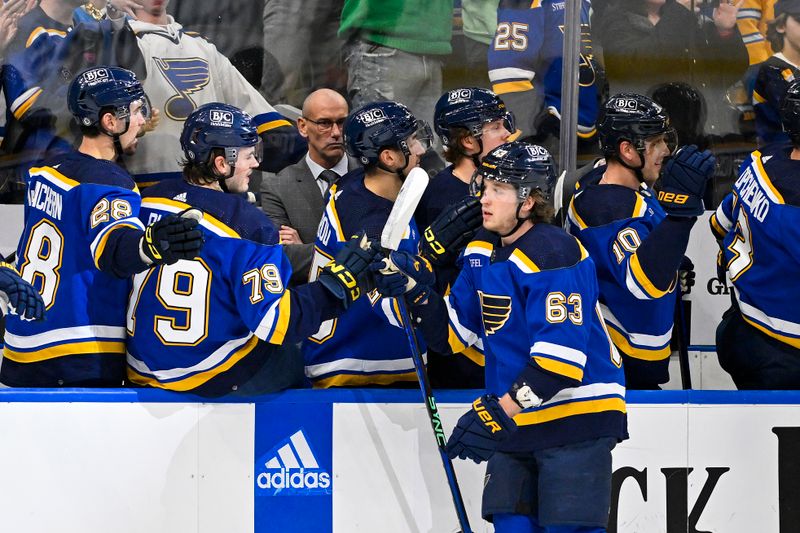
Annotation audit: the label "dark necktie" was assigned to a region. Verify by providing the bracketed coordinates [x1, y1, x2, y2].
[319, 169, 339, 196]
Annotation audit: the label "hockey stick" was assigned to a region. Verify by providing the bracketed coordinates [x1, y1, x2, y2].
[674, 286, 692, 390]
[380, 168, 473, 533]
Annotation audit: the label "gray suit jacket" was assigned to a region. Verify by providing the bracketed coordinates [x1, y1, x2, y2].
[261, 154, 358, 284]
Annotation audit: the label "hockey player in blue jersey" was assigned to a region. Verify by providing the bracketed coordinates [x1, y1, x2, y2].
[126, 102, 380, 396]
[566, 94, 714, 390]
[373, 141, 627, 532]
[303, 100, 435, 388]
[414, 87, 515, 388]
[138, 103, 278, 246]
[710, 80, 800, 389]
[2, 66, 204, 387]
[488, 0, 599, 142]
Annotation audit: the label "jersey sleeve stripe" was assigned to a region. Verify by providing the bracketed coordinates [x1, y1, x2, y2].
[626, 252, 670, 299]
[2, 325, 127, 349]
[605, 324, 671, 361]
[256, 119, 294, 134]
[313, 371, 419, 388]
[460, 346, 485, 366]
[600, 304, 673, 348]
[531, 341, 588, 366]
[533, 355, 584, 381]
[752, 90, 766, 104]
[25, 26, 66, 47]
[91, 220, 144, 268]
[3, 341, 125, 363]
[464, 241, 494, 257]
[488, 67, 536, 83]
[492, 80, 534, 95]
[445, 296, 480, 352]
[709, 212, 728, 239]
[267, 291, 292, 344]
[11, 87, 43, 119]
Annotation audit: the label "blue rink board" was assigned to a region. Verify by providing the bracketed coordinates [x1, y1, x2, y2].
[0, 387, 800, 404]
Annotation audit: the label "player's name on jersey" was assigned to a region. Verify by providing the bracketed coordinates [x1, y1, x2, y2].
[27, 181, 63, 220]
[734, 166, 770, 222]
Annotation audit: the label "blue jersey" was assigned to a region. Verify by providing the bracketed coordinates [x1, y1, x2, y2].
[2, 150, 145, 386]
[566, 167, 677, 382]
[443, 225, 627, 452]
[303, 168, 425, 388]
[139, 179, 279, 245]
[128, 196, 341, 396]
[710, 149, 800, 349]
[488, 0, 598, 139]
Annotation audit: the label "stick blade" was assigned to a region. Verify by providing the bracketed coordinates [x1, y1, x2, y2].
[380, 167, 429, 251]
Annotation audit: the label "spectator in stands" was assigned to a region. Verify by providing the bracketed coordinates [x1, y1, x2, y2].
[754, 0, 800, 146]
[488, 0, 599, 148]
[738, 0, 776, 65]
[446, 0, 498, 90]
[260, 0, 347, 107]
[261, 89, 357, 286]
[710, 80, 800, 389]
[338, 0, 453, 127]
[593, 0, 749, 140]
[111, 0, 305, 188]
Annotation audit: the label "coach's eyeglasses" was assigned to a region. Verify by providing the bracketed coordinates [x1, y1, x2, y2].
[303, 117, 347, 133]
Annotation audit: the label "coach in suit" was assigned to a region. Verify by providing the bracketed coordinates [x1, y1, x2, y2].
[262, 89, 357, 284]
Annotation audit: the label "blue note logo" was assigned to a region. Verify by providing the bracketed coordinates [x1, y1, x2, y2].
[256, 429, 332, 496]
[154, 57, 211, 120]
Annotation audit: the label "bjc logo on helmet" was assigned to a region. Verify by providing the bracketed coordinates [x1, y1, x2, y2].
[358, 108, 387, 125]
[614, 98, 638, 111]
[210, 110, 233, 125]
[448, 88, 472, 101]
[83, 68, 109, 82]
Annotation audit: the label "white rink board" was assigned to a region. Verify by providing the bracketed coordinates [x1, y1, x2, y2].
[0, 391, 797, 532]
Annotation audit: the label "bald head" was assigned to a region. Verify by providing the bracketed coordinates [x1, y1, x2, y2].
[299, 89, 349, 168]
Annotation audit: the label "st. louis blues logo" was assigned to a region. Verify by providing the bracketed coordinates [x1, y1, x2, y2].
[478, 291, 512, 335]
[155, 57, 211, 120]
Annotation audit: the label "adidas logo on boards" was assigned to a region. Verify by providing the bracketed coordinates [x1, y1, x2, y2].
[256, 430, 331, 495]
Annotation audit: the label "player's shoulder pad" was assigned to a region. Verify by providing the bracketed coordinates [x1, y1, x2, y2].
[63, 152, 136, 190]
[510, 223, 586, 273]
[572, 181, 643, 228]
[463, 228, 500, 258]
[761, 150, 800, 207]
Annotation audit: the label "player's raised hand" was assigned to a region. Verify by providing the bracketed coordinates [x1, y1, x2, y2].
[370, 250, 435, 305]
[141, 209, 205, 265]
[446, 394, 517, 463]
[420, 196, 482, 266]
[659, 145, 715, 217]
[0, 262, 45, 321]
[0, 0, 36, 55]
[318, 232, 380, 308]
[107, 0, 144, 19]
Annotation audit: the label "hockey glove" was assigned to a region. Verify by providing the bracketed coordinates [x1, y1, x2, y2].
[420, 196, 482, 266]
[659, 145, 715, 217]
[446, 394, 517, 463]
[679, 256, 695, 295]
[0, 262, 44, 321]
[319, 233, 380, 309]
[370, 250, 435, 305]
[141, 209, 205, 265]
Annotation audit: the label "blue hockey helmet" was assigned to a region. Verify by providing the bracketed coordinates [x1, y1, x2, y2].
[597, 93, 677, 158]
[433, 87, 515, 148]
[68, 66, 149, 130]
[344, 101, 432, 167]
[180, 102, 261, 167]
[480, 141, 556, 202]
[780, 79, 800, 145]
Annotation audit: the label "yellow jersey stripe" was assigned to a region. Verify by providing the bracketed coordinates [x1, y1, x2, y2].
[142, 197, 240, 237]
[448, 326, 468, 353]
[256, 119, 293, 134]
[4, 341, 126, 363]
[533, 356, 584, 382]
[127, 335, 260, 391]
[629, 253, 669, 298]
[13, 88, 42, 119]
[93, 223, 141, 268]
[742, 315, 800, 349]
[460, 346, 485, 366]
[606, 326, 671, 361]
[493, 80, 534, 94]
[514, 397, 626, 426]
[313, 371, 418, 388]
[267, 291, 292, 344]
[753, 150, 785, 205]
